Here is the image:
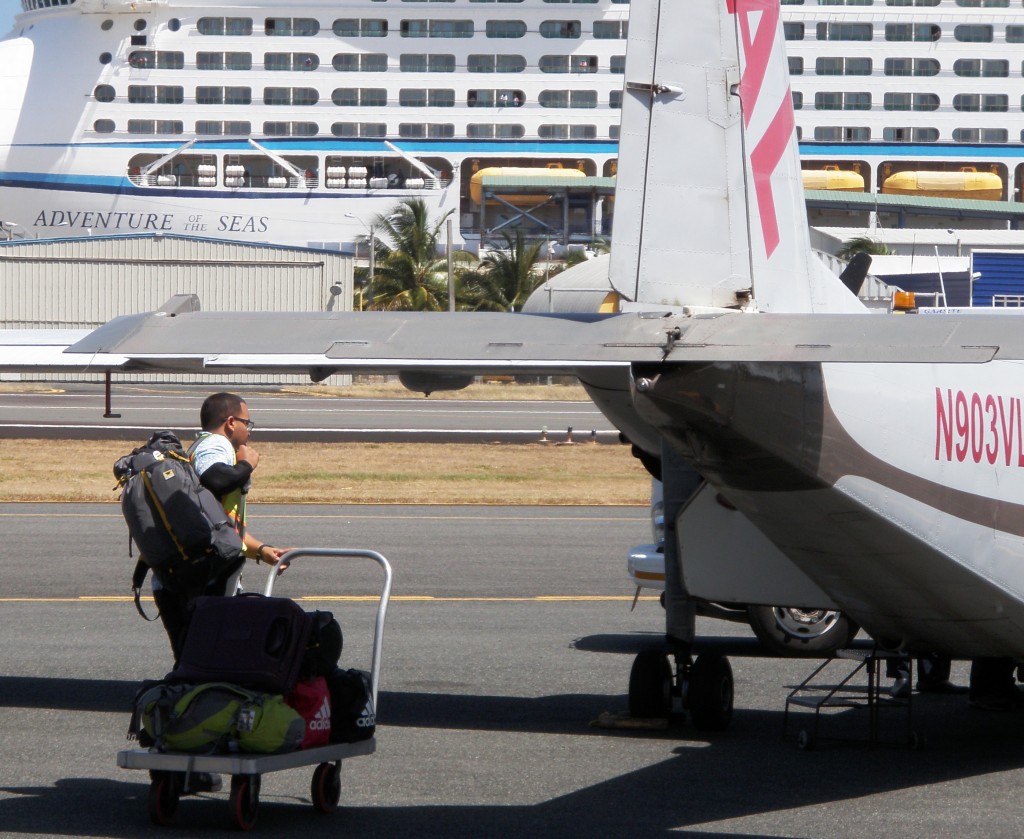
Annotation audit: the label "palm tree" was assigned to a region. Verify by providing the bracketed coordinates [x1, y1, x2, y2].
[837, 235, 892, 261]
[367, 198, 475, 311]
[461, 230, 545, 312]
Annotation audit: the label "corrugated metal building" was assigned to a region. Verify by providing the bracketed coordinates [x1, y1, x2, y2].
[0, 233, 353, 384]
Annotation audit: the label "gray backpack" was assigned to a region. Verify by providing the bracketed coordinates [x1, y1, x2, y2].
[114, 431, 245, 615]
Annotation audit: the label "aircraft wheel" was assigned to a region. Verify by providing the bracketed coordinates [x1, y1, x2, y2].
[311, 762, 341, 814]
[747, 605, 859, 656]
[797, 728, 816, 751]
[628, 649, 673, 718]
[148, 771, 181, 826]
[688, 653, 734, 732]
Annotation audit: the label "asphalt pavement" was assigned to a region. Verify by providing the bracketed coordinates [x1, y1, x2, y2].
[0, 384, 617, 443]
[3, 503, 1024, 837]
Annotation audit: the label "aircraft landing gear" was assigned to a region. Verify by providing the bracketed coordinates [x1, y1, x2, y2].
[627, 649, 735, 731]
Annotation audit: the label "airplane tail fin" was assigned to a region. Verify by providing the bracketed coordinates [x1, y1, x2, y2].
[609, 0, 864, 314]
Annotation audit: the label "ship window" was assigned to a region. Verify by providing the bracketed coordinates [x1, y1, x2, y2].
[265, 17, 320, 36]
[885, 23, 940, 41]
[1008, 26, 1024, 43]
[128, 120, 183, 135]
[401, 19, 474, 37]
[331, 122, 387, 138]
[781, 0, 804, 4]
[467, 53, 526, 72]
[471, 0, 526, 3]
[817, 22, 872, 40]
[819, 0, 872, 4]
[883, 57, 939, 76]
[332, 88, 388, 106]
[197, 52, 253, 71]
[955, 59, 1009, 78]
[263, 87, 318, 106]
[814, 91, 872, 110]
[196, 86, 223, 104]
[128, 50, 184, 69]
[540, 54, 597, 73]
[816, 57, 872, 75]
[792, 91, 803, 109]
[955, 24, 993, 42]
[886, 0, 939, 4]
[467, 123, 525, 138]
[610, 124, 619, 138]
[594, 20, 628, 39]
[196, 120, 251, 136]
[398, 124, 456, 140]
[953, 128, 1008, 142]
[610, 55, 625, 74]
[168, 19, 180, 32]
[609, 90, 622, 108]
[133, 18, 146, 32]
[197, 17, 253, 36]
[814, 126, 870, 141]
[883, 126, 939, 141]
[399, 88, 455, 106]
[399, 53, 455, 72]
[128, 85, 154, 104]
[93, 119, 115, 133]
[101, 19, 113, 30]
[337, 53, 389, 71]
[953, 93, 1007, 112]
[783, 23, 804, 40]
[100, 52, 112, 64]
[94, 84, 115, 102]
[333, 18, 389, 37]
[883, 92, 939, 110]
[225, 87, 252, 104]
[486, 20, 527, 38]
[539, 123, 597, 138]
[130, 35, 147, 46]
[956, 0, 1008, 5]
[538, 89, 597, 108]
[263, 122, 319, 136]
[540, 20, 581, 38]
[264, 52, 320, 71]
[157, 86, 183, 104]
[789, 57, 803, 75]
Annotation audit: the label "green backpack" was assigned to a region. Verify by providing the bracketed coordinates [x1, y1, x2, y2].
[135, 682, 304, 755]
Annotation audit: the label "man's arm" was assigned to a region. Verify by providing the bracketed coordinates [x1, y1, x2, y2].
[197, 461, 253, 496]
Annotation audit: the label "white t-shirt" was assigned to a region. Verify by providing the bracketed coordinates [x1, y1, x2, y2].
[191, 432, 235, 476]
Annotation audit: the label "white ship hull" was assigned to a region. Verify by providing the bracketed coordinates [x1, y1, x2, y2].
[1, 0, 1023, 250]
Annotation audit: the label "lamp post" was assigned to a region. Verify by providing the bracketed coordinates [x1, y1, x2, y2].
[345, 213, 375, 309]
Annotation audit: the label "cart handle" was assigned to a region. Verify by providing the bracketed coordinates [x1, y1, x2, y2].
[262, 548, 392, 711]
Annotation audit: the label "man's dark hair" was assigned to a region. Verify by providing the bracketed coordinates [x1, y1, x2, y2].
[200, 392, 245, 431]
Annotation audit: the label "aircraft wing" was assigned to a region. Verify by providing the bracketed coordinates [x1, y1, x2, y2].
[58, 301, 1018, 380]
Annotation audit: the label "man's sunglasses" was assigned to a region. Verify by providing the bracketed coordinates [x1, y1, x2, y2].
[231, 416, 255, 431]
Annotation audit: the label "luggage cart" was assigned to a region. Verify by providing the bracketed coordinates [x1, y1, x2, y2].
[118, 548, 392, 830]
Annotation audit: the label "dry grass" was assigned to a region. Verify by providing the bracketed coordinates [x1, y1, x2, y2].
[0, 439, 649, 505]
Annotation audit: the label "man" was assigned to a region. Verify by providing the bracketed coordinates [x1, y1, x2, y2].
[189, 392, 287, 586]
[153, 392, 287, 659]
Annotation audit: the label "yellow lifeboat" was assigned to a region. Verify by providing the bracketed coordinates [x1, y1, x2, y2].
[882, 169, 1003, 200]
[801, 169, 864, 192]
[469, 166, 588, 206]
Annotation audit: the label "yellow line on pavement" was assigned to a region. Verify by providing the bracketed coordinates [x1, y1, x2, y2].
[2, 595, 660, 604]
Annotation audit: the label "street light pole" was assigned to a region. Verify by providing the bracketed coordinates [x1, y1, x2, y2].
[367, 225, 375, 309]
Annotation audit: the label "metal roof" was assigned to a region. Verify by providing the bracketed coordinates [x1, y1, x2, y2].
[804, 189, 1024, 222]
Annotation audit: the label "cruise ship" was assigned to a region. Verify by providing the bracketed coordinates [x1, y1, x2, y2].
[0, 0, 1022, 251]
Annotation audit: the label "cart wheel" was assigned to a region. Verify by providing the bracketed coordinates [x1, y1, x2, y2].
[311, 761, 342, 814]
[229, 774, 261, 831]
[148, 771, 181, 826]
[797, 729, 816, 751]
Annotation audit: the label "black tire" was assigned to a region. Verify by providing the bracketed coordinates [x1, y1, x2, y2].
[229, 774, 260, 832]
[311, 762, 341, 814]
[148, 771, 181, 826]
[687, 653, 734, 732]
[797, 728, 816, 751]
[628, 649, 673, 718]
[747, 605, 859, 656]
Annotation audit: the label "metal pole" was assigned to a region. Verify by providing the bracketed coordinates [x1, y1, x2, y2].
[447, 218, 455, 312]
[368, 227, 375, 309]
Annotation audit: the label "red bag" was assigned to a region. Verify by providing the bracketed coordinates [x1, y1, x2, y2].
[286, 677, 331, 748]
